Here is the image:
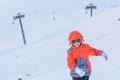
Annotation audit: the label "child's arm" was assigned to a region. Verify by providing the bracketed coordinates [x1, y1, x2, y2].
[89, 46, 102, 56]
[88, 45, 108, 60]
[67, 50, 76, 72]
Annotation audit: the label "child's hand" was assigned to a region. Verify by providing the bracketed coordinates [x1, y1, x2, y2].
[102, 51, 108, 61]
[75, 67, 85, 77]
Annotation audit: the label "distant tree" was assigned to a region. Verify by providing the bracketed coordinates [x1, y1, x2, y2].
[118, 17, 120, 21]
[18, 78, 23, 80]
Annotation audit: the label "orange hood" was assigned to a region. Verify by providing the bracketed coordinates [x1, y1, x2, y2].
[68, 31, 84, 44]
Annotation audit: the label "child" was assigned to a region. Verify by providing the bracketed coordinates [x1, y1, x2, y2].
[67, 31, 108, 80]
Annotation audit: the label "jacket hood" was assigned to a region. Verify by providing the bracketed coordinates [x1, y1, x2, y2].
[68, 31, 84, 44]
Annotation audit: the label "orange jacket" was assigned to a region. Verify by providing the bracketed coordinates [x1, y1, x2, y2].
[67, 43, 102, 73]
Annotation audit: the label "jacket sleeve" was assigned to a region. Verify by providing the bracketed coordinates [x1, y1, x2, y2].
[88, 45, 103, 56]
[67, 49, 76, 71]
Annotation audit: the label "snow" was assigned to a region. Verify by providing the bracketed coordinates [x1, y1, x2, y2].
[0, 0, 120, 80]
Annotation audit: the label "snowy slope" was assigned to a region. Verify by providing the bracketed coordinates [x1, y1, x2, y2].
[0, 0, 120, 80]
[1, 0, 120, 51]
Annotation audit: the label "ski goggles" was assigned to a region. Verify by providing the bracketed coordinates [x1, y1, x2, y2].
[71, 38, 81, 44]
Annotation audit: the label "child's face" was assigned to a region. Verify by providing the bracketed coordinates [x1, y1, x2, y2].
[71, 38, 81, 47]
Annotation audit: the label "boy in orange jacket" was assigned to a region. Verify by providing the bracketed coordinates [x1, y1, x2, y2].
[67, 31, 108, 80]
